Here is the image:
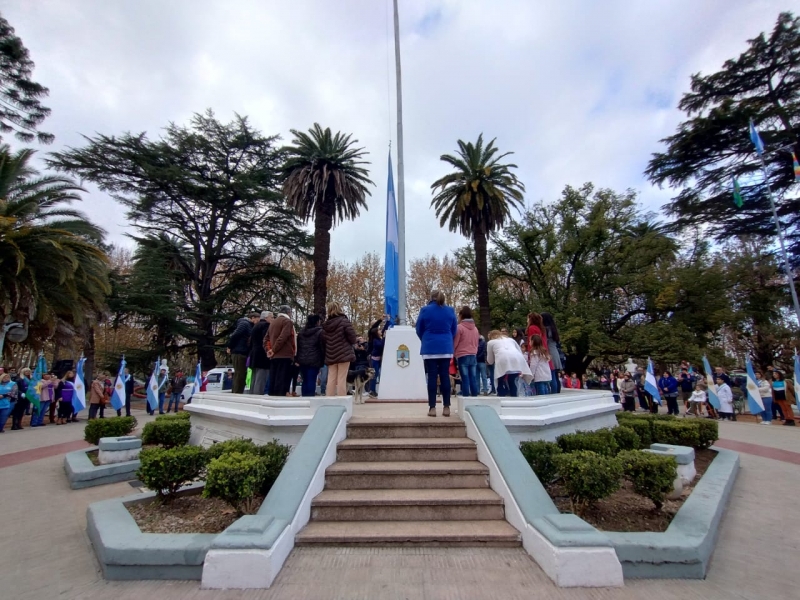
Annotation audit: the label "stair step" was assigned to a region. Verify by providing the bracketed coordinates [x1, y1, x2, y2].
[295, 520, 521, 547]
[337, 438, 477, 462]
[311, 488, 504, 521]
[347, 418, 467, 439]
[325, 461, 489, 490]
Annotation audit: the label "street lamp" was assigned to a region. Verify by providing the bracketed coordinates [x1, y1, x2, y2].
[0, 321, 27, 358]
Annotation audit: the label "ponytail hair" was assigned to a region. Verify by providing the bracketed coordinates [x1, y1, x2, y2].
[430, 290, 446, 306]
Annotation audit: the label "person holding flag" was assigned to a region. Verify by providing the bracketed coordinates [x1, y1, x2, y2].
[771, 371, 795, 427]
[73, 356, 87, 422]
[756, 369, 773, 425]
[109, 356, 127, 416]
[744, 358, 765, 420]
[186, 362, 202, 405]
[146, 358, 160, 415]
[701, 356, 720, 419]
[716, 374, 735, 421]
[644, 359, 662, 413]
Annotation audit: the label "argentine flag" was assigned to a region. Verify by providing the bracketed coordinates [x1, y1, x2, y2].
[74, 357, 87, 412]
[749, 120, 765, 155]
[146, 357, 160, 413]
[110, 356, 127, 411]
[744, 358, 765, 416]
[188, 361, 202, 402]
[384, 151, 400, 324]
[702, 356, 721, 410]
[644, 358, 662, 405]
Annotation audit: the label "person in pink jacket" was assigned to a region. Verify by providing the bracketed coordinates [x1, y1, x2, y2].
[454, 306, 480, 397]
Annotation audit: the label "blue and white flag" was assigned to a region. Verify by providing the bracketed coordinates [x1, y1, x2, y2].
[644, 358, 662, 405]
[188, 361, 202, 401]
[702, 356, 721, 410]
[794, 350, 800, 412]
[744, 357, 765, 415]
[749, 120, 765, 155]
[384, 150, 400, 325]
[146, 357, 160, 413]
[74, 356, 87, 412]
[110, 356, 127, 411]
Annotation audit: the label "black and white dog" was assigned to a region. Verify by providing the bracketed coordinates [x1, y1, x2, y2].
[347, 366, 376, 404]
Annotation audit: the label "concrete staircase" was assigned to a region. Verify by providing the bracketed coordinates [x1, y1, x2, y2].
[295, 418, 521, 547]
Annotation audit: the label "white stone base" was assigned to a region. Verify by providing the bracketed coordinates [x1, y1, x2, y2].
[677, 462, 697, 486]
[377, 326, 428, 400]
[98, 448, 140, 465]
[202, 528, 291, 589]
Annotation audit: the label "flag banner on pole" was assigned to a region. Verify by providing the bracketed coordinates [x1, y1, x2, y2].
[110, 356, 126, 411]
[744, 358, 765, 416]
[74, 357, 87, 412]
[188, 361, 202, 401]
[644, 358, 662, 405]
[384, 151, 400, 324]
[146, 357, 160, 413]
[702, 356, 720, 410]
[732, 178, 744, 207]
[749, 120, 765, 155]
[794, 351, 800, 412]
[26, 353, 46, 410]
[793, 153, 800, 182]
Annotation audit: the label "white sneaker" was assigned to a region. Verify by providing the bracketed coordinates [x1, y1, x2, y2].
[760, 421, 772, 425]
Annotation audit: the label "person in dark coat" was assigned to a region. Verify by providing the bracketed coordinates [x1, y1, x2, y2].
[476, 335, 490, 395]
[296, 315, 325, 397]
[367, 317, 388, 398]
[322, 302, 357, 396]
[249, 311, 272, 395]
[227, 311, 259, 394]
[124, 367, 134, 416]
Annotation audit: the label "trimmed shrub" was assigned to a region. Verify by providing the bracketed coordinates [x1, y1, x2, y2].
[622, 418, 652, 447]
[519, 440, 562, 483]
[553, 451, 623, 514]
[255, 439, 292, 494]
[141, 418, 191, 448]
[136, 445, 208, 501]
[206, 438, 259, 461]
[612, 426, 640, 451]
[694, 419, 719, 450]
[155, 411, 191, 421]
[204, 452, 267, 515]
[652, 421, 700, 448]
[556, 429, 618, 456]
[84, 416, 137, 445]
[618, 450, 677, 510]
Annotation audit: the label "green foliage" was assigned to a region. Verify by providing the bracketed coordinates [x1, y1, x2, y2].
[141, 418, 191, 448]
[556, 429, 618, 456]
[694, 419, 719, 450]
[136, 445, 207, 501]
[519, 440, 562, 483]
[255, 439, 292, 493]
[553, 451, 623, 513]
[612, 426, 641, 451]
[652, 421, 701, 448]
[203, 452, 267, 515]
[155, 411, 191, 421]
[619, 418, 653, 447]
[206, 438, 259, 461]
[84, 416, 137, 445]
[618, 450, 677, 510]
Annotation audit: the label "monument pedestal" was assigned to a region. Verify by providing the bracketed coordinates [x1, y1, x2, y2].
[377, 326, 427, 401]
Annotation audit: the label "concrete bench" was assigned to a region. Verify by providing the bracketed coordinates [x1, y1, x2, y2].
[98, 436, 142, 465]
[645, 443, 696, 486]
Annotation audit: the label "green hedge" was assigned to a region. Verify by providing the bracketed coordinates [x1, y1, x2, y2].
[155, 411, 191, 421]
[553, 450, 622, 514]
[255, 439, 292, 494]
[612, 426, 640, 451]
[84, 416, 137, 445]
[652, 421, 700, 448]
[618, 450, 677, 510]
[142, 419, 191, 448]
[204, 452, 266, 515]
[556, 429, 618, 456]
[206, 438, 258, 461]
[519, 440, 562, 483]
[616, 413, 715, 450]
[136, 445, 208, 501]
[694, 419, 719, 449]
[622, 419, 652, 447]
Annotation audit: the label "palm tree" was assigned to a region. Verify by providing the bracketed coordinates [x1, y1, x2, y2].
[0, 145, 109, 353]
[282, 124, 373, 316]
[431, 135, 525, 335]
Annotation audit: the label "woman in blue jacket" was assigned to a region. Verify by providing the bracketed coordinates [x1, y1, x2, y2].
[415, 290, 458, 417]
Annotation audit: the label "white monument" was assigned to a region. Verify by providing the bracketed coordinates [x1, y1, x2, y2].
[376, 325, 428, 400]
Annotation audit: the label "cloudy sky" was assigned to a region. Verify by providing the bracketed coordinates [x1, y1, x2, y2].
[3, 0, 789, 263]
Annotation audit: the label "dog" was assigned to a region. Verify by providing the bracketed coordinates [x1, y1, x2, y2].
[348, 366, 376, 404]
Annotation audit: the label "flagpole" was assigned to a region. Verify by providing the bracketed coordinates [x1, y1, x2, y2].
[755, 151, 800, 325]
[392, 0, 407, 325]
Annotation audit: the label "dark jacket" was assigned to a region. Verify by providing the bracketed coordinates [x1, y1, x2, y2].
[170, 375, 187, 393]
[228, 317, 253, 356]
[322, 314, 357, 365]
[370, 337, 385, 360]
[476, 338, 487, 363]
[125, 375, 134, 398]
[415, 301, 457, 355]
[296, 326, 325, 368]
[249, 319, 271, 369]
[678, 373, 693, 393]
[658, 375, 679, 395]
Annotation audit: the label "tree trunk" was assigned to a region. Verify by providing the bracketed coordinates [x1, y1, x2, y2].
[197, 315, 217, 371]
[313, 207, 334, 318]
[473, 228, 491, 337]
[83, 325, 96, 384]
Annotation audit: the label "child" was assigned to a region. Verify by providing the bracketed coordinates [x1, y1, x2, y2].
[687, 381, 706, 417]
[527, 335, 552, 395]
[716, 376, 736, 421]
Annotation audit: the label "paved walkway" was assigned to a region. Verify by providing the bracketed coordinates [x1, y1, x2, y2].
[0, 408, 798, 599]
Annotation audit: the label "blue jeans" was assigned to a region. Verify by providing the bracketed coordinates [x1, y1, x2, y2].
[457, 355, 479, 397]
[0, 406, 11, 432]
[534, 381, 551, 396]
[300, 366, 320, 397]
[158, 392, 166, 413]
[31, 400, 51, 426]
[488, 364, 496, 393]
[319, 365, 328, 395]
[497, 373, 519, 397]
[424, 358, 451, 409]
[550, 369, 561, 394]
[477, 362, 488, 393]
[761, 396, 773, 423]
[167, 392, 181, 412]
[369, 359, 381, 394]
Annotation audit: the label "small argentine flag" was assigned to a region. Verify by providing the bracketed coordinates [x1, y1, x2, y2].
[74, 356, 87, 412]
[644, 359, 662, 405]
[188, 361, 202, 402]
[744, 358, 765, 416]
[749, 120, 765, 155]
[146, 357, 160, 413]
[110, 356, 127, 411]
[702, 356, 721, 410]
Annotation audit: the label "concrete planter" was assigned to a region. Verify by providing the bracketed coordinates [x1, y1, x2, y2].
[87, 483, 216, 580]
[64, 445, 140, 489]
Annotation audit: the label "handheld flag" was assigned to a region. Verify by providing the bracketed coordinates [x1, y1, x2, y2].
[794, 350, 800, 412]
[110, 356, 127, 411]
[25, 353, 46, 410]
[732, 178, 744, 208]
[74, 356, 87, 412]
[749, 120, 764, 155]
[744, 358, 765, 416]
[146, 357, 160, 413]
[384, 150, 400, 324]
[188, 361, 202, 402]
[644, 358, 662, 405]
[793, 153, 800, 182]
[702, 356, 720, 410]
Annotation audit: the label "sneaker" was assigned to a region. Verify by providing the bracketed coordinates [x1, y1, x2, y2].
[428, 408, 436, 417]
[443, 406, 451, 417]
[760, 421, 772, 425]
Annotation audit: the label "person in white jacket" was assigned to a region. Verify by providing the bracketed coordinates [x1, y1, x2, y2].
[716, 376, 736, 421]
[687, 382, 707, 417]
[486, 330, 533, 397]
[527, 334, 552, 395]
[756, 370, 773, 425]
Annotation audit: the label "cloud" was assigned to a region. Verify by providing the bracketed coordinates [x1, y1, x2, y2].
[3, 0, 788, 263]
